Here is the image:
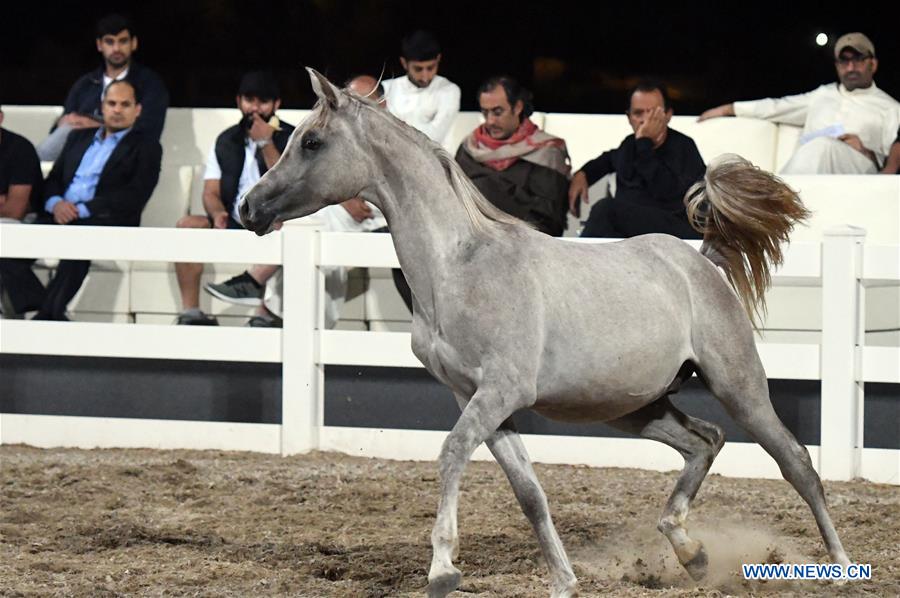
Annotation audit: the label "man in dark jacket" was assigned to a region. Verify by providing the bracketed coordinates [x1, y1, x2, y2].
[37, 13, 169, 160]
[456, 76, 571, 236]
[0, 80, 162, 320]
[569, 80, 706, 239]
[174, 71, 294, 326]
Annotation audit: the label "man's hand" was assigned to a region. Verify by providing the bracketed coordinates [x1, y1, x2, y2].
[60, 113, 101, 129]
[568, 171, 589, 217]
[838, 134, 867, 153]
[52, 200, 80, 224]
[839, 134, 878, 166]
[635, 107, 668, 148]
[248, 114, 276, 143]
[341, 197, 374, 222]
[697, 103, 735, 122]
[211, 211, 231, 229]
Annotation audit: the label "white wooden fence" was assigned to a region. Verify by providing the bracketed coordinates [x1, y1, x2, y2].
[0, 222, 897, 484]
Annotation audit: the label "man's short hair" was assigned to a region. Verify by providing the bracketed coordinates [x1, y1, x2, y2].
[628, 79, 671, 111]
[96, 13, 135, 38]
[238, 71, 280, 101]
[401, 30, 441, 61]
[103, 79, 141, 103]
[478, 76, 534, 121]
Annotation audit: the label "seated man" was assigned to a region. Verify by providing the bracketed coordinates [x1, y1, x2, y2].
[569, 80, 705, 239]
[456, 76, 570, 236]
[174, 71, 294, 326]
[382, 30, 461, 146]
[0, 81, 161, 320]
[203, 75, 389, 328]
[38, 13, 169, 161]
[882, 127, 900, 174]
[0, 105, 42, 221]
[699, 32, 899, 174]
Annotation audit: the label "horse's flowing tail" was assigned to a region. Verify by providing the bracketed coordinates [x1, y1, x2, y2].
[685, 153, 809, 325]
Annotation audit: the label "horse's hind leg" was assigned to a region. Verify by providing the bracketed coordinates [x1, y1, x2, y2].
[701, 355, 851, 567]
[486, 419, 577, 597]
[608, 396, 725, 580]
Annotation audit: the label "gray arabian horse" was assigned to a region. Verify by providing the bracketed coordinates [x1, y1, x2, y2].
[241, 69, 849, 597]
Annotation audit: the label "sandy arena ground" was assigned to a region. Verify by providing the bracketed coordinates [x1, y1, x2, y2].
[1, 445, 897, 597]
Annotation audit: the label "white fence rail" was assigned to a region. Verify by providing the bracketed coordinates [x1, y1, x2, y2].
[0, 223, 897, 484]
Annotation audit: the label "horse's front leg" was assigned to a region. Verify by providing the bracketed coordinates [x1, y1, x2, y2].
[427, 385, 527, 598]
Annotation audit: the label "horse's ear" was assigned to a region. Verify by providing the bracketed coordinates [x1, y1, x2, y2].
[307, 67, 346, 110]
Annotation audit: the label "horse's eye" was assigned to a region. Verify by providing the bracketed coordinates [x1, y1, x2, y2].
[302, 135, 322, 151]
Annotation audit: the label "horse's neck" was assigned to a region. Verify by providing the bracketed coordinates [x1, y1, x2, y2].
[368, 148, 478, 320]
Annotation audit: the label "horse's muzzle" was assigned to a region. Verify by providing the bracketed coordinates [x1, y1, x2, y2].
[239, 198, 277, 236]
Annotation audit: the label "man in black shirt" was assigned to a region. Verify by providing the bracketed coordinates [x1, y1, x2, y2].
[569, 81, 706, 239]
[0, 106, 42, 220]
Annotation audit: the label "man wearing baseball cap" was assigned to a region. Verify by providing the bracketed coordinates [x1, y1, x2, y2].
[699, 32, 899, 174]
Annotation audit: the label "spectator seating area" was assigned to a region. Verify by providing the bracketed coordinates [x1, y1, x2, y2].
[3, 105, 898, 343]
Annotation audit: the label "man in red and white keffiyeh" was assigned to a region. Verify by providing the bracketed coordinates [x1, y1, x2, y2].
[455, 76, 571, 236]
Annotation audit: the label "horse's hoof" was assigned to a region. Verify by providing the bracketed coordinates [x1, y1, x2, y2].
[683, 546, 709, 581]
[426, 568, 462, 598]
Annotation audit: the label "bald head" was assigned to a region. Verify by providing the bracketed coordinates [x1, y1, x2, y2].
[347, 75, 386, 107]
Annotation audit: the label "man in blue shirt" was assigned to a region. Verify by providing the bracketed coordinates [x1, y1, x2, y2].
[0, 80, 162, 320]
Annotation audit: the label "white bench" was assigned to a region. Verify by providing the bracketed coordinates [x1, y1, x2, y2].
[2, 106, 896, 340]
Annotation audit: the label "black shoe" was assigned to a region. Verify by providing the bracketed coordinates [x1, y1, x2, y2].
[247, 314, 282, 328]
[175, 311, 219, 326]
[204, 271, 264, 306]
[31, 312, 69, 321]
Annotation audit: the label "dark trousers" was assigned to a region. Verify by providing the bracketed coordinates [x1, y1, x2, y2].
[372, 226, 413, 314]
[0, 214, 117, 320]
[581, 196, 702, 240]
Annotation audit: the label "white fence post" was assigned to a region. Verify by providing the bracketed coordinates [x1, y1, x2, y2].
[819, 225, 866, 480]
[280, 222, 321, 455]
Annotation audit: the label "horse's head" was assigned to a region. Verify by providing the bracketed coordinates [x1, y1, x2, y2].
[240, 68, 377, 235]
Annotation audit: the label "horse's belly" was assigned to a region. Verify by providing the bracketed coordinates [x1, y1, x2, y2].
[532, 336, 692, 423]
[531, 386, 666, 423]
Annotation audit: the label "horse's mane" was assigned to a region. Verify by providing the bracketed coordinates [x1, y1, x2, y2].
[329, 91, 530, 234]
[433, 146, 530, 233]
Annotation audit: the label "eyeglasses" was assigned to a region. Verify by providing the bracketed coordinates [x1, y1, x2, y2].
[836, 55, 873, 66]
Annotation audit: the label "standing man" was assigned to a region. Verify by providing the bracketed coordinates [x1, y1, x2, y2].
[456, 76, 570, 236]
[569, 80, 706, 239]
[699, 32, 899, 174]
[0, 81, 162, 320]
[173, 71, 293, 326]
[38, 13, 169, 160]
[382, 30, 461, 146]
[0, 106, 42, 221]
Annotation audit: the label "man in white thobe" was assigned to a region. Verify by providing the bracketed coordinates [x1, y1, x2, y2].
[381, 30, 461, 147]
[699, 32, 899, 174]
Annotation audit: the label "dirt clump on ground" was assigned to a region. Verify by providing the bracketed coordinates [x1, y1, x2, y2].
[1, 445, 897, 597]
